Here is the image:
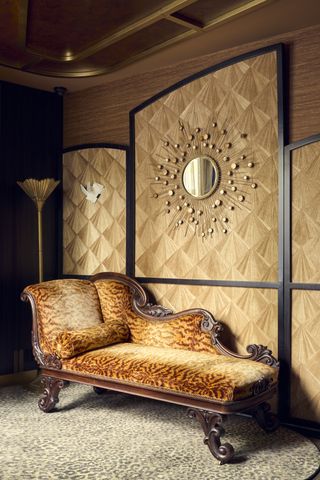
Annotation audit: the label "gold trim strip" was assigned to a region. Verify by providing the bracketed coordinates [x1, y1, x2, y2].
[25, 0, 198, 62]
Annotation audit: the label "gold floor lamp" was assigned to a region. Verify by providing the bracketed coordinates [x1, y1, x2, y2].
[17, 178, 60, 283]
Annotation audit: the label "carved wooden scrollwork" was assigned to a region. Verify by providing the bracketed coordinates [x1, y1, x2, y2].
[141, 303, 174, 317]
[246, 402, 280, 432]
[200, 315, 279, 368]
[38, 376, 64, 413]
[187, 408, 235, 464]
[21, 291, 62, 370]
[251, 378, 271, 396]
[32, 332, 62, 369]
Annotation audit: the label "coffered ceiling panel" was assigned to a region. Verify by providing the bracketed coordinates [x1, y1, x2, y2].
[0, 0, 273, 78]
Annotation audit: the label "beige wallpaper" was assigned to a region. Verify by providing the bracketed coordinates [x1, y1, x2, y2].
[135, 51, 279, 281]
[63, 147, 126, 275]
[291, 290, 320, 422]
[292, 140, 320, 283]
[146, 283, 278, 356]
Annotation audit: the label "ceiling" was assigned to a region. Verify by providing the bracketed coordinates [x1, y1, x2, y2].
[1, 0, 320, 92]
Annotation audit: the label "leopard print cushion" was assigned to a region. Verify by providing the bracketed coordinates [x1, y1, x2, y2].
[94, 280, 218, 354]
[24, 279, 103, 354]
[51, 321, 130, 359]
[63, 343, 278, 402]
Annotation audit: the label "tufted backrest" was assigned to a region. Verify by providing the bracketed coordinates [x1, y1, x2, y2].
[25, 279, 103, 354]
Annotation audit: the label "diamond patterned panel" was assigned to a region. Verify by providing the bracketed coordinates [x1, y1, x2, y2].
[145, 283, 278, 356]
[135, 52, 279, 281]
[292, 141, 320, 282]
[291, 290, 320, 422]
[63, 148, 126, 275]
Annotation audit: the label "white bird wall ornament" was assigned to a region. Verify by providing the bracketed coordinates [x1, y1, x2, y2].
[80, 182, 105, 203]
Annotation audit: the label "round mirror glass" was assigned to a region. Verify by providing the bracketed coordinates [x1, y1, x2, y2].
[182, 156, 218, 198]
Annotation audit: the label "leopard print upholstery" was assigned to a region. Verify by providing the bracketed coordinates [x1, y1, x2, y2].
[25, 279, 103, 354]
[25, 278, 278, 403]
[63, 343, 278, 401]
[51, 321, 130, 359]
[94, 280, 219, 354]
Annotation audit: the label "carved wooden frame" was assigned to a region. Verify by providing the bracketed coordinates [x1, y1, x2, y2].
[21, 272, 279, 464]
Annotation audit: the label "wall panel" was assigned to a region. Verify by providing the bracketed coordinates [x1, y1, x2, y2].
[135, 51, 279, 282]
[291, 290, 320, 422]
[63, 147, 126, 275]
[291, 140, 320, 283]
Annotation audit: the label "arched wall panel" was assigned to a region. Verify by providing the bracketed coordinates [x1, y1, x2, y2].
[133, 49, 280, 282]
[63, 146, 127, 275]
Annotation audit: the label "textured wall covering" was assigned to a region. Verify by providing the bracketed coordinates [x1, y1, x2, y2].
[291, 290, 320, 422]
[292, 140, 320, 282]
[64, 25, 320, 147]
[63, 147, 126, 275]
[146, 283, 278, 356]
[135, 51, 279, 281]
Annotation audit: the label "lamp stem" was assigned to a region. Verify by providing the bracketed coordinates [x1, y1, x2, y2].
[37, 203, 44, 283]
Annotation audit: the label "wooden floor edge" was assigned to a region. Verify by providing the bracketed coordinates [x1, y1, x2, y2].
[0, 370, 38, 387]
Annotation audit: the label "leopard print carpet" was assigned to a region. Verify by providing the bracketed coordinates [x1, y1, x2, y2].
[0, 383, 319, 480]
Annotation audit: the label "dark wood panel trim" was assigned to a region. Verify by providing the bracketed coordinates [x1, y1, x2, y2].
[289, 283, 320, 290]
[130, 43, 284, 114]
[137, 277, 280, 289]
[282, 418, 320, 439]
[63, 142, 129, 153]
[62, 274, 279, 290]
[127, 119, 136, 277]
[284, 133, 320, 153]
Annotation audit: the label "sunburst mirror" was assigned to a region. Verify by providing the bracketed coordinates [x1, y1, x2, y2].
[151, 120, 257, 238]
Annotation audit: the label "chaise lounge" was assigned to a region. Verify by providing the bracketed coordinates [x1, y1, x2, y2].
[21, 272, 279, 464]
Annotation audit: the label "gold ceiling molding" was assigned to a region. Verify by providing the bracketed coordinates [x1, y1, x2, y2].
[0, 0, 273, 78]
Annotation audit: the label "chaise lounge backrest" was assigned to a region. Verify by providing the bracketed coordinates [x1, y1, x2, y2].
[25, 276, 219, 360]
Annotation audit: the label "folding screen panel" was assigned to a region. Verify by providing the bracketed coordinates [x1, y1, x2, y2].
[288, 137, 320, 425]
[134, 48, 280, 282]
[63, 145, 127, 275]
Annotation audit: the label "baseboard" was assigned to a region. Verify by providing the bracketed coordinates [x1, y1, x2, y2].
[282, 420, 320, 439]
[0, 370, 38, 387]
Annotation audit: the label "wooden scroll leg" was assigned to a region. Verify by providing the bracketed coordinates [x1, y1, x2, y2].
[187, 408, 235, 465]
[247, 402, 280, 433]
[38, 376, 64, 413]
